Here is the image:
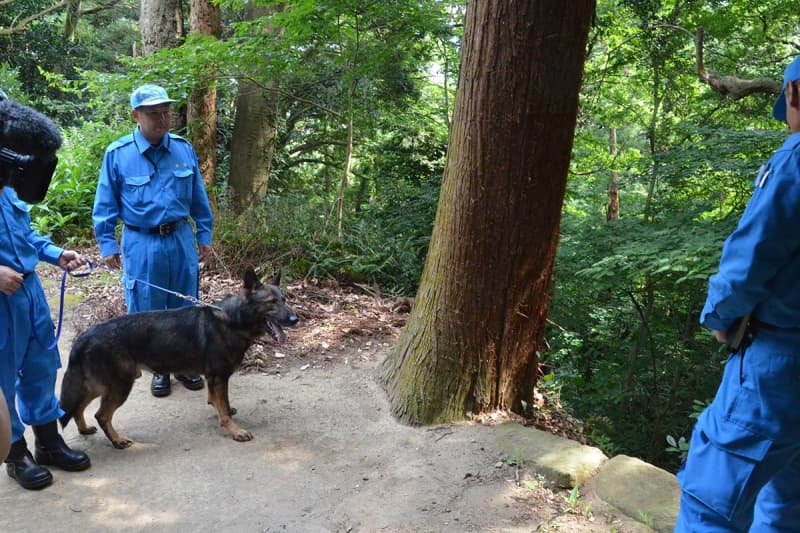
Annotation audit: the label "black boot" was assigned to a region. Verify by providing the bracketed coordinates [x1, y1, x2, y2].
[5, 437, 53, 490]
[33, 421, 91, 472]
[151, 373, 171, 397]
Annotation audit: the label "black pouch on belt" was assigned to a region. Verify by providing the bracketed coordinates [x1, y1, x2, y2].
[726, 314, 752, 354]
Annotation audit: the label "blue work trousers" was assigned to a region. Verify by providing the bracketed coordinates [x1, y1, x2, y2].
[675, 328, 800, 532]
[0, 274, 63, 445]
[121, 221, 199, 313]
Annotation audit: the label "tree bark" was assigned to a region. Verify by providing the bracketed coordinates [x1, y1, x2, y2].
[139, 0, 186, 133]
[381, 0, 595, 424]
[228, 3, 282, 212]
[187, 0, 221, 211]
[140, 0, 182, 54]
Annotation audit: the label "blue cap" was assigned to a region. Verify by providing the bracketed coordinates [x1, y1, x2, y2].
[773, 56, 800, 122]
[130, 84, 176, 110]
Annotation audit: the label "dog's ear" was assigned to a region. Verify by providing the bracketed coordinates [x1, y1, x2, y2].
[269, 270, 281, 287]
[243, 268, 263, 291]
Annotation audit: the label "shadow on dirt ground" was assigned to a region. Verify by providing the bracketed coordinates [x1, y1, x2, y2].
[0, 264, 637, 532]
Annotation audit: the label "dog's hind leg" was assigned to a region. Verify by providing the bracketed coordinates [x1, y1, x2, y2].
[74, 395, 99, 435]
[207, 376, 252, 442]
[95, 383, 135, 449]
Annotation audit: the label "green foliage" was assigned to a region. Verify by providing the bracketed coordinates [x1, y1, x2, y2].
[214, 176, 438, 296]
[30, 121, 122, 243]
[544, 0, 798, 473]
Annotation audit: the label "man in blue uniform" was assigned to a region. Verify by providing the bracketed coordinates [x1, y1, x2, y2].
[675, 56, 800, 530]
[0, 185, 91, 490]
[93, 84, 214, 397]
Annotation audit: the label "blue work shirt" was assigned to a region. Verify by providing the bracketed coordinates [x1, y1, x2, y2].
[93, 126, 213, 258]
[0, 187, 62, 272]
[701, 131, 800, 331]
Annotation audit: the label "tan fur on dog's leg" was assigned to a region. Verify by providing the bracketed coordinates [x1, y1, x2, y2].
[208, 378, 252, 442]
[74, 396, 98, 435]
[95, 396, 133, 449]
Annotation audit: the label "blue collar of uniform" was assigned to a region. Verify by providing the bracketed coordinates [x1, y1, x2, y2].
[779, 130, 800, 151]
[133, 126, 171, 154]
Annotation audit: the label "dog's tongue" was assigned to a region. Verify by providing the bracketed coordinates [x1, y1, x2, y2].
[273, 323, 287, 345]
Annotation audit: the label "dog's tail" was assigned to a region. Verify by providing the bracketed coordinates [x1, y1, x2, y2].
[59, 336, 87, 429]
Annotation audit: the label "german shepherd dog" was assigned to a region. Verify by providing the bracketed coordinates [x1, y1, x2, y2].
[59, 269, 298, 449]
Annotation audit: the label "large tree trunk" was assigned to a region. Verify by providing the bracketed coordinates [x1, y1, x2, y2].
[228, 3, 282, 212]
[187, 0, 221, 211]
[140, 0, 182, 54]
[140, 0, 186, 131]
[381, 0, 595, 425]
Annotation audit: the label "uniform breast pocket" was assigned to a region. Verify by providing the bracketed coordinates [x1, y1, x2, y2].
[123, 175, 153, 206]
[173, 169, 193, 201]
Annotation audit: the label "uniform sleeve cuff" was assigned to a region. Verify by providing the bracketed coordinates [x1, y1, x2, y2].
[41, 244, 63, 266]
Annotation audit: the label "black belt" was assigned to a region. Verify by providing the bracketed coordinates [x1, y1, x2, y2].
[750, 318, 778, 331]
[125, 220, 183, 236]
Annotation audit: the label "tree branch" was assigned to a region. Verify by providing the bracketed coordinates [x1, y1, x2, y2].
[695, 26, 781, 99]
[81, 1, 123, 16]
[0, 1, 67, 36]
[290, 139, 349, 155]
[235, 75, 344, 119]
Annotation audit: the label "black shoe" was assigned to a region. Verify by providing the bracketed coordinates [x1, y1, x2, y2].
[151, 373, 171, 397]
[33, 421, 91, 472]
[175, 374, 204, 391]
[5, 438, 53, 490]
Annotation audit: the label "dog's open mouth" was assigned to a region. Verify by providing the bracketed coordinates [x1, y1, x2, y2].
[265, 320, 287, 345]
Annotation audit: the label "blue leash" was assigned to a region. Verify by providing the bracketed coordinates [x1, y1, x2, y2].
[29, 261, 94, 351]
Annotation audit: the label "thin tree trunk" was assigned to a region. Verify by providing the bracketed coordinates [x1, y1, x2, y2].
[64, 0, 80, 41]
[187, 0, 221, 212]
[607, 127, 619, 221]
[644, 59, 661, 222]
[336, 86, 355, 240]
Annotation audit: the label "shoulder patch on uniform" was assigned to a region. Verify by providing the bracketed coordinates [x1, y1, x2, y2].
[168, 133, 190, 145]
[107, 134, 135, 152]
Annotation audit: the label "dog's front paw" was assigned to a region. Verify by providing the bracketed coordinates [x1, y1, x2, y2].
[79, 425, 98, 435]
[233, 429, 253, 442]
[112, 437, 134, 449]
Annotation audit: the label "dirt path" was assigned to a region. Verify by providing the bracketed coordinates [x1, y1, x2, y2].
[0, 267, 625, 532]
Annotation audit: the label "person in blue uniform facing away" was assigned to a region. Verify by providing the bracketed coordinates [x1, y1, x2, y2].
[92, 84, 214, 398]
[675, 56, 800, 531]
[0, 186, 91, 490]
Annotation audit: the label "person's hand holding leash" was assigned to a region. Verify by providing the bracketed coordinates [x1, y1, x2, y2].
[0, 264, 22, 295]
[58, 250, 85, 272]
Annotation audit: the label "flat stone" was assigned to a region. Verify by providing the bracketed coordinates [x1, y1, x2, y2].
[590, 454, 680, 532]
[493, 421, 607, 488]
